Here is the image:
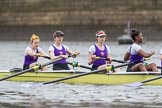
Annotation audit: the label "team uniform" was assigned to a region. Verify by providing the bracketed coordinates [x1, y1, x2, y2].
[88, 44, 111, 71]
[48, 44, 70, 70]
[23, 47, 43, 70]
[126, 43, 144, 72]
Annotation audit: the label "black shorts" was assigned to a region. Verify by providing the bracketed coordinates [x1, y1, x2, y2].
[53, 63, 70, 70]
[126, 62, 142, 72]
[91, 65, 99, 71]
[23, 65, 29, 70]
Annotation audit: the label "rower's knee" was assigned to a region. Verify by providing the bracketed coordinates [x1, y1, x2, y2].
[151, 63, 156, 67]
[138, 63, 146, 71]
[150, 63, 158, 72]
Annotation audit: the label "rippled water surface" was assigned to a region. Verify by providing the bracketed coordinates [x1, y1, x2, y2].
[0, 41, 162, 108]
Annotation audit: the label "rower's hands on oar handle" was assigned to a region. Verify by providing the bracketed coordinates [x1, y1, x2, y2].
[107, 56, 113, 64]
[92, 55, 97, 60]
[58, 51, 80, 59]
[71, 51, 80, 58]
[88, 56, 112, 65]
[95, 56, 112, 63]
[59, 55, 69, 59]
[88, 55, 96, 65]
[150, 51, 155, 56]
[91, 55, 97, 63]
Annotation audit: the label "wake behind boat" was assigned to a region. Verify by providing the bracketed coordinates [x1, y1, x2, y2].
[0, 70, 161, 85]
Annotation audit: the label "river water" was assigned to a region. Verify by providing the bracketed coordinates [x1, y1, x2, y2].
[0, 41, 162, 108]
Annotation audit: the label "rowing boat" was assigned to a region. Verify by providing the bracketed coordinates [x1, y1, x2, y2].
[0, 70, 162, 85]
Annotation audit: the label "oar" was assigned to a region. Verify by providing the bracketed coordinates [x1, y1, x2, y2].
[0, 57, 63, 81]
[96, 57, 150, 63]
[67, 61, 91, 70]
[112, 59, 127, 63]
[40, 56, 51, 60]
[124, 75, 162, 87]
[30, 62, 131, 88]
[96, 57, 126, 63]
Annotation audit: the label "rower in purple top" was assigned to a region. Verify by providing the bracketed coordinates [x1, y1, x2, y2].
[23, 34, 49, 70]
[88, 30, 118, 71]
[48, 31, 80, 70]
[124, 29, 158, 72]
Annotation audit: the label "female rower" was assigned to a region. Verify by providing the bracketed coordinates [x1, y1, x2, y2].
[23, 34, 49, 70]
[48, 30, 80, 70]
[124, 29, 158, 72]
[88, 30, 119, 72]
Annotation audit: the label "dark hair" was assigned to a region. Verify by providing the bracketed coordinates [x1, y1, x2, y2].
[53, 31, 64, 37]
[131, 29, 140, 41]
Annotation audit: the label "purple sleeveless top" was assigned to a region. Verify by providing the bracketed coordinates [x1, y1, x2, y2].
[130, 46, 143, 63]
[53, 45, 66, 64]
[23, 48, 39, 66]
[93, 44, 108, 66]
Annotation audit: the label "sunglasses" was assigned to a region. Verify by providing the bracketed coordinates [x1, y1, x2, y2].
[97, 35, 106, 38]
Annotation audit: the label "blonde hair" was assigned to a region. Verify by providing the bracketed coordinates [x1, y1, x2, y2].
[30, 34, 40, 43]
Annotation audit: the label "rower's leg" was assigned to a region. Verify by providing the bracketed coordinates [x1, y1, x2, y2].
[145, 63, 158, 72]
[131, 63, 147, 72]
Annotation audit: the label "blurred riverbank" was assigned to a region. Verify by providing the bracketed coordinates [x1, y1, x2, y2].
[0, 24, 162, 41]
[1, 0, 162, 41]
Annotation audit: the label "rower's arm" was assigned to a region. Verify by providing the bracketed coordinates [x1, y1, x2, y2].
[66, 49, 80, 57]
[39, 49, 49, 57]
[26, 49, 41, 57]
[88, 52, 96, 65]
[138, 49, 155, 58]
[160, 54, 162, 60]
[124, 52, 130, 61]
[107, 55, 113, 64]
[49, 51, 59, 60]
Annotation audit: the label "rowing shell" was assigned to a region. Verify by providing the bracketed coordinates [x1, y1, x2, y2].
[0, 70, 161, 85]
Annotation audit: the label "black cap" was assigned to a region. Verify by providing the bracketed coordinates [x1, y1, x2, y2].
[53, 31, 64, 37]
